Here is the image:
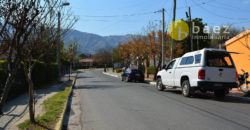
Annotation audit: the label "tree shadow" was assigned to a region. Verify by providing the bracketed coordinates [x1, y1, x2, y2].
[76, 85, 120, 90]
[34, 122, 53, 130]
[0, 79, 73, 129]
[62, 90, 73, 130]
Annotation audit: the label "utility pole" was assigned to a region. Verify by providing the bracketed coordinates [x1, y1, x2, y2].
[170, 0, 176, 61]
[57, 2, 70, 77]
[161, 8, 165, 67]
[188, 7, 193, 51]
[197, 33, 199, 50]
[57, 11, 61, 77]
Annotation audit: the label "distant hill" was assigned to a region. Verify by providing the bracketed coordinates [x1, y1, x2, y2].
[64, 30, 133, 54]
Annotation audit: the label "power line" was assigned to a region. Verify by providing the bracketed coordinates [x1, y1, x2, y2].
[212, 0, 250, 12]
[204, 1, 250, 12]
[80, 11, 156, 18]
[190, 0, 250, 21]
[177, 0, 216, 9]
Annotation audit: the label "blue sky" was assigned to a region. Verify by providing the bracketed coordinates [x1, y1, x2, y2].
[69, 0, 250, 36]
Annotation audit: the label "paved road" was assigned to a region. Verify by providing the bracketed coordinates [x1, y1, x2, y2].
[76, 69, 250, 130]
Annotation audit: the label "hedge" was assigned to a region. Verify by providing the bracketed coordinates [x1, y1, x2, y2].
[0, 60, 58, 101]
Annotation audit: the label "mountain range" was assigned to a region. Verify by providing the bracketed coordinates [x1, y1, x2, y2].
[64, 30, 133, 54]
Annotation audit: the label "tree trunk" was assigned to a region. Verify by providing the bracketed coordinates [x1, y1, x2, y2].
[0, 73, 14, 114]
[153, 56, 156, 68]
[24, 62, 35, 123]
[68, 63, 71, 81]
[154, 56, 162, 81]
[144, 60, 148, 78]
[0, 60, 19, 114]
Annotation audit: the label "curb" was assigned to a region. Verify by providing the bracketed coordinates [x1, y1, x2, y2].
[228, 95, 250, 101]
[145, 81, 156, 85]
[55, 73, 78, 130]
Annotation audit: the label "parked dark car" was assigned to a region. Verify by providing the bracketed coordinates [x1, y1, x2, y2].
[121, 68, 144, 82]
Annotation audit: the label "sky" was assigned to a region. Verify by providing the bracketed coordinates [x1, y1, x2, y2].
[68, 0, 250, 36]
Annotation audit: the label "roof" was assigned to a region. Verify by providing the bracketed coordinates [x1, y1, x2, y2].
[225, 29, 250, 46]
[79, 58, 94, 63]
[182, 48, 227, 57]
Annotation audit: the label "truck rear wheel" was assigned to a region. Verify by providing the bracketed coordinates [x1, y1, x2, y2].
[182, 80, 193, 97]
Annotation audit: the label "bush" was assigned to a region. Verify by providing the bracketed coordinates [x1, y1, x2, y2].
[147, 66, 156, 74]
[0, 60, 58, 101]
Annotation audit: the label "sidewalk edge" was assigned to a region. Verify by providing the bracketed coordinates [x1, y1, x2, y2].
[55, 73, 78, 130]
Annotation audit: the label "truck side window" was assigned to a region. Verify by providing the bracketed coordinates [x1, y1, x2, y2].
[180, 57, 187, 65]
[195, 54, 201, 64]
[186, 56, 194, 64]
[167, 60, 176, 69]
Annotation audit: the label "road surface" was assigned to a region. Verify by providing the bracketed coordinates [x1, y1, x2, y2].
[75, 69, 250, 130]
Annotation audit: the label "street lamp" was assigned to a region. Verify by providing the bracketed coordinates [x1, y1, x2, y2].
[57, 2, 70, 77]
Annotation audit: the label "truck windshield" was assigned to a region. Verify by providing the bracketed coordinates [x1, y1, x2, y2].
[205, 51, 234, 68]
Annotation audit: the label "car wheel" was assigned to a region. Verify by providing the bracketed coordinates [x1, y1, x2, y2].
[214, 90, 226, 98]
[182, 80, 193, 97]
[156, 78, 164, 91]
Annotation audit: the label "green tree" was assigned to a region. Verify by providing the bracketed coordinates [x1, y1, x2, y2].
[112, 46, 123, 63]
[182, 18, 210, 53]
[63, 38, 78, 80]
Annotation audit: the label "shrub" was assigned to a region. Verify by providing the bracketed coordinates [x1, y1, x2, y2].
[147, 66, 156, 74]
[0, 60, 58, 101]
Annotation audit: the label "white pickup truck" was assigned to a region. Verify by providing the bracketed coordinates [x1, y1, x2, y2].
[156, 48, 238, 98]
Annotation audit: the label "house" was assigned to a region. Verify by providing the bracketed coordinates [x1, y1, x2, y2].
[79, 58, 94, 68]
[225, 29, 250, 80]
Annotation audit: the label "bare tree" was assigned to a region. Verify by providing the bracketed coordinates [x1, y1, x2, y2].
[0, 0, 41, 115]
[0, 0, 78, 123]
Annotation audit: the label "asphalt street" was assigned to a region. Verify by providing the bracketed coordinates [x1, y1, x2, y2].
[76, 69, 250, 130]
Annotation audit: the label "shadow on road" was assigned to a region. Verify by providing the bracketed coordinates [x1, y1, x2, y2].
[163, 90, 250, 104]
[77, 76, 93, 79]
[76, 85, 121, 90]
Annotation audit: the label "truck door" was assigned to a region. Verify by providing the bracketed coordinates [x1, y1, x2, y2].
[162, 60, 176, 86]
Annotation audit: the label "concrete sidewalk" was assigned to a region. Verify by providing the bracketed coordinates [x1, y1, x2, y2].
[0, 72, 77, 130]
[103, 71, 250, 100]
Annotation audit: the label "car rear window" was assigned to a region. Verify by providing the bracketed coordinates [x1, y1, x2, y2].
[205, 51, 234, 68]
